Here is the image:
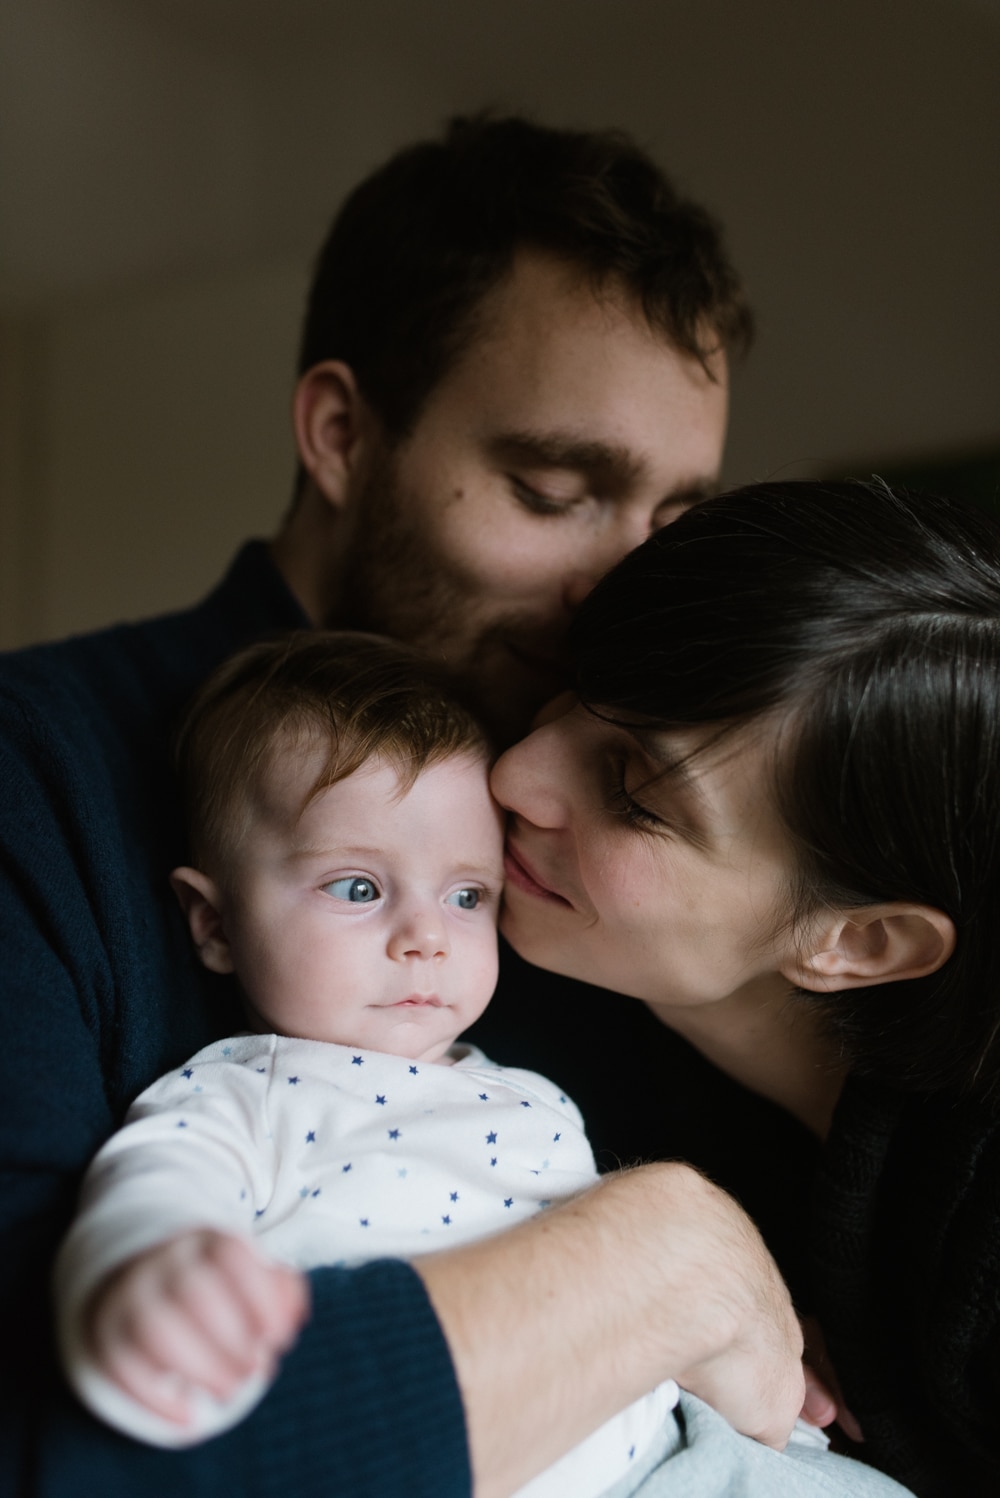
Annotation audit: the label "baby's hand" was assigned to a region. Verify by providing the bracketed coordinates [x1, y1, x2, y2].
[83, 1229, 310, 1425]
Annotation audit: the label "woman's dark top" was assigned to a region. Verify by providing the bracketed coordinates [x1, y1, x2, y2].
[812, 1076, 1000, 1496]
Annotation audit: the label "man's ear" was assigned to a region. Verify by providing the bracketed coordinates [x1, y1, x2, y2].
[292, 360, 372, 513]
[169, 866, 234, 975]
[782, 902, 956, 993]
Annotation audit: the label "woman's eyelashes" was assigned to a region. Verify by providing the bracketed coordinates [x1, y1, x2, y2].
[605, 774, 667, 831]
[602, 745, 690, 833]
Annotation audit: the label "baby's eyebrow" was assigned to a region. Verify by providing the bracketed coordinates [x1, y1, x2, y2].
[286, 847, 502, 882]
[287, 843, 381, 862]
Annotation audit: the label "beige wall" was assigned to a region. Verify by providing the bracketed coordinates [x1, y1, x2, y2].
[4, 269, 303, 642]
[2, 0, 999, 648]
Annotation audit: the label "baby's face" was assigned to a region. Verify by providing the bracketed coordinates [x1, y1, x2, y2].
[220, 750, 504, 1063]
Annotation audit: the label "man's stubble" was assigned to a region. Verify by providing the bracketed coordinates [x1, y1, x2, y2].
[326, 451, 571, 746]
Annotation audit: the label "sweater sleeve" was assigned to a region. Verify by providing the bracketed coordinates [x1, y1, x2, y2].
[0, 675, 471, 1498]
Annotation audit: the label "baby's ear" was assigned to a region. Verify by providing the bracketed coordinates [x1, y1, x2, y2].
[782, 902, 955, 993]
[169, 867, 234, 974]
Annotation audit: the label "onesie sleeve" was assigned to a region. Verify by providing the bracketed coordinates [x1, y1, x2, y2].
[54, 1037, 288, 1446]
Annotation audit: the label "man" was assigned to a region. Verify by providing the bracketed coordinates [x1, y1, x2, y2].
[0, 115, 806, 1498]
[274, 115, 740, 746]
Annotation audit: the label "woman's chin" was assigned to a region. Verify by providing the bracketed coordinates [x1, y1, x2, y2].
[500, 906, 583, 983]
[501, 904, 560, 967]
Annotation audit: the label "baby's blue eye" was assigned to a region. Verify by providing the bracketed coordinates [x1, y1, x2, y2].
[323, 876, 380, 903]
[447, 888, 480, 911]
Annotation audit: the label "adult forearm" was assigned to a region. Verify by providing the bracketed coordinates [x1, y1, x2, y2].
[415, 1160, 804, 1498]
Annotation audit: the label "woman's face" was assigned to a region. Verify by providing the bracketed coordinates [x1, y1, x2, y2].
[491, 700, 802, 1010]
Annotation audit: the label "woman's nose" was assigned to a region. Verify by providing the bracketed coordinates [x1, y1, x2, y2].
[491, 719, 569, 829]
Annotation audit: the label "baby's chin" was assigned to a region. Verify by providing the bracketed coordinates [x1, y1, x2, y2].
[248, 1004, 471, 1065]
[357, 1015, 466, 1067]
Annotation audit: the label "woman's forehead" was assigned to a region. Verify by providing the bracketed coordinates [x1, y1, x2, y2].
[606, 713, 773, 774]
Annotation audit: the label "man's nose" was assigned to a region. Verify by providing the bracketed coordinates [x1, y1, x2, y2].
[562, 569, 602, 611]
[562, 511, 657, 611]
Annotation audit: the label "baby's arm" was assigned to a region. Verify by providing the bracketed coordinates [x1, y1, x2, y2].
[84, 1228, 308, 1426]
[55, 1036, 302, 1444]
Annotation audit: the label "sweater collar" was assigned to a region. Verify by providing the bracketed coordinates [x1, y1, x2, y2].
[207, 539, 311, 641]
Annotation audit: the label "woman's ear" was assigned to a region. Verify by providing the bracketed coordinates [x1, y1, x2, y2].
[782, 903, 956, 993]
[291, 360, 371, 513]
[169, 867, 234, 975]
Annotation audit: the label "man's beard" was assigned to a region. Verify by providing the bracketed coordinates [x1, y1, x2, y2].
[325, 456, 571, 746]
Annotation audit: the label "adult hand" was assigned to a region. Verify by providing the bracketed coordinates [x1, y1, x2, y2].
[416, 1161, 804, 1498]
[659, 1170, 806, 1450]
[83, 1229, 309, 1424]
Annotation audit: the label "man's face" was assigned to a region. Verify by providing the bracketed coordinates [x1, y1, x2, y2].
[331, 251, 730, 745]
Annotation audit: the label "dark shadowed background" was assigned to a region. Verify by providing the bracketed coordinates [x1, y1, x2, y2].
[2, 0, 998, 647]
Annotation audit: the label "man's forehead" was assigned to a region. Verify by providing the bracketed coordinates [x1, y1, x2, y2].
[444, 249, 728, 437]
[468, 247, 726, 371]
[469, 247, 665, 351]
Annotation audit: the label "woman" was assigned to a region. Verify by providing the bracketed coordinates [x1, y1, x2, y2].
[492, 479, 1000, 1498]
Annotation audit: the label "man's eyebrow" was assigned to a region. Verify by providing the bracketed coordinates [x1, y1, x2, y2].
[489, 431, 720, 509]
[489, 431, 646, 491]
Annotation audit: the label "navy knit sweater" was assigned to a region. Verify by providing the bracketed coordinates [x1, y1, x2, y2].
[0, 544, 469, 1498]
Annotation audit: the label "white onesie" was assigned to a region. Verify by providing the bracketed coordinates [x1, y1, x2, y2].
[56, 1034, 679, 1498]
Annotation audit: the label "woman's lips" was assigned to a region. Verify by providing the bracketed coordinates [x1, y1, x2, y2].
[504, 841, 571, 906]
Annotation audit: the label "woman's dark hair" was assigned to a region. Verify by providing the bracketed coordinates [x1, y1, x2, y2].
[572, 478, 1000, 1100]
[299, 113, 752, 441]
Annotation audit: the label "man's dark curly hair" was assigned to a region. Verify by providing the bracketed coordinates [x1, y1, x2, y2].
[298, 113, 753, 442]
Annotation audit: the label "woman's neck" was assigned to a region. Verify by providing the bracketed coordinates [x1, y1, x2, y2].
[645, 978, 847, 1140]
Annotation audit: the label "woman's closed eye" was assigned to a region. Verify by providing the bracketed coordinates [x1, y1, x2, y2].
[322, 876, 381, 903]
[606, 780, 667, 831]
[604, 751, 679, 833]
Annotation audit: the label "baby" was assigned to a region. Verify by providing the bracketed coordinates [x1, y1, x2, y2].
[54, 631, 680, 1498]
